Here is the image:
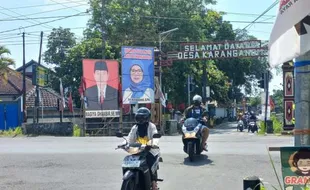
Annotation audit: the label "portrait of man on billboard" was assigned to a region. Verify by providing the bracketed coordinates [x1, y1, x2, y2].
[84, 60, 118, 110]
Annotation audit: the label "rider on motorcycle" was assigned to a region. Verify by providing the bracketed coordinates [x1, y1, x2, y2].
[127, 107, 159, 190]
[182, 94, 209, 151]
[249, 111, 257, 121]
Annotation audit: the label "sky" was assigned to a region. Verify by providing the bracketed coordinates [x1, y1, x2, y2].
[0, 0, 282, 95]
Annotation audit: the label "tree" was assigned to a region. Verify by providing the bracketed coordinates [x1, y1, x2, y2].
[271, 89, 283, 112]
[43, 27, 76, 65]
[0, 46, 15, 83]
[249, 96, 261, 107]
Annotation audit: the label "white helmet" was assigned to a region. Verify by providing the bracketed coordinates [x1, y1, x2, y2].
[193, 95, 202, 103]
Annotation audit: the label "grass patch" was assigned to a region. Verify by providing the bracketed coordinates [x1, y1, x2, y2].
[73, 124, 81, 137]
[0, 126, 23, 137]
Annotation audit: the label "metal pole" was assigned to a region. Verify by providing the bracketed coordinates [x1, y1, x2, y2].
[187, 75, 190, 106]
[159, 34, 162, 131]
[294, 51, 310, 146]
[264, 71, 269, 131]
[22, 32, 26, 123]
[202, 60, 207, 104]
[101, 0, 105, 60]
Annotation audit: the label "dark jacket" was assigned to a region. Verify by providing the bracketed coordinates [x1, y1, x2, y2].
[85, 85, 118, 110]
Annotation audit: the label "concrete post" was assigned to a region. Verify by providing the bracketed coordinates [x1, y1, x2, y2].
[294, 51, 310, 146]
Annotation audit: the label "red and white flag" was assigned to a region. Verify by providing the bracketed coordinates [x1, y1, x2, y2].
[59, 79, 65, 111]
[68, 91, 73, 113]
[269, 0, 310, 68]
[78, 76, 86, 99]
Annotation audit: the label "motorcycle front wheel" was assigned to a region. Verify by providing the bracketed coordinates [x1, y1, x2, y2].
[121, 177, 136, 190]
[188, 141, 195, 162]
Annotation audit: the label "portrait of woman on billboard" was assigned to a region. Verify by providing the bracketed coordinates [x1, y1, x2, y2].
[122, 60, 154, 104]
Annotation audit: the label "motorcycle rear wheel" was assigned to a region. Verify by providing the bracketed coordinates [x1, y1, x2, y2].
[121, 177, 136, 190]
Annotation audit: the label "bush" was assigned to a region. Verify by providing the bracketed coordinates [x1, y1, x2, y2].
[0, 127, 23, 137]
[73, 124, 81, 137]
[271, 114, 282, 134]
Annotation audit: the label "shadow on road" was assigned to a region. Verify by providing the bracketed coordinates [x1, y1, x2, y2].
[183, 154, 213, 166]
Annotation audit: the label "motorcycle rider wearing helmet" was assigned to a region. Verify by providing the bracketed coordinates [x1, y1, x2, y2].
[249, 111, 257, 121]
[127, 107, 160, 190]
[182, 94, 209, 151]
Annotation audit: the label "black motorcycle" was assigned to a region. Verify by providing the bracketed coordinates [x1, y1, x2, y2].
[115, 132, 163, 190]
[181, 118, 205, 162]
[237, 120, 244, 132]
[248, 120, 258, 133]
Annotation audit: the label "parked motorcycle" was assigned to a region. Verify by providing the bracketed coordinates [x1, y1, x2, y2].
[115, 132, 163, 190]
[181, 117, 205, 162]
[237, 120, 244, 132]
[248, 120, 258, 133]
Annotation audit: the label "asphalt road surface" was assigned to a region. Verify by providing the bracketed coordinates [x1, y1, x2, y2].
[0, 123, 293, 190]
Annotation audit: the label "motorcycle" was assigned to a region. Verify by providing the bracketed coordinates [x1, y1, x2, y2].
[248, 120, 258, 133]
[115, 132, 163, 190]
[237, 120, 244, 132]
[181, 117, 205, 162]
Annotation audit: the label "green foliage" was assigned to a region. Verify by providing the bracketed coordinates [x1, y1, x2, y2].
[73, 124, 81, 137]
[43, 27, 76, 65]
[271, 114, 282, 134]
[0, 127, 23, 137]
[0, 45, 15, 84]
[271, 89, 284, 113]
[250, 96, 261, 107]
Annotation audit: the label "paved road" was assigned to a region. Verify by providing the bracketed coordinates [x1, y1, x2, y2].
[0, 123, 293, 190]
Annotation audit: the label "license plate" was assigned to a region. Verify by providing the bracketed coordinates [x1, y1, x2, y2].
[122, 156, 140, 168]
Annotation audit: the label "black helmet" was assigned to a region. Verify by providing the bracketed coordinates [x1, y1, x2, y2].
[135, 107, 151, 125]
[250, 111, 255, 116]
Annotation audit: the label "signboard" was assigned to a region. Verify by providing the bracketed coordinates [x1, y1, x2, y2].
[121, 46, 155, 105]
[167, 40, 268, 60]
[82, 59, 120, 118]
[32, 64, 48, 87]
[85, 110, 120, 118]
[280, 147, 310, 189]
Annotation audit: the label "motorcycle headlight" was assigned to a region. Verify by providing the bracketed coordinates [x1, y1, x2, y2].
[182, 126, 187, 133]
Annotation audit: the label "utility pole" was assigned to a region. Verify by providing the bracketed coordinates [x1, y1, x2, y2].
[36, 31, 43, 123]
[22, 32, 26, 123]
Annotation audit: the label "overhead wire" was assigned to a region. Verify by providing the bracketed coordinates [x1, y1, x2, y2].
[0, 5, 53, 29]
[0, 0, 87, 10]
[242, 0, 279, 30]
[0, 12, 88, 34]
[49, 0, 85, 13]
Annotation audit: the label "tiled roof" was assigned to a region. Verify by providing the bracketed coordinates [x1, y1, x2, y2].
[26, 88, 64, 108]
[1, 68, 68, 108]
[0, 70, 34, 95]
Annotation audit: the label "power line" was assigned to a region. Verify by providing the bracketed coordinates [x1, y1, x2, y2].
[50, 0, 84, 13]
[222, 11, 275, 18]
[0, 3, 87, 20]
[0, 6, 53, 29]
[0, 13, 90, 21]
[0, 0, 87, 10]
[242, 0, 279, 30]
[0, 12, 88, 34]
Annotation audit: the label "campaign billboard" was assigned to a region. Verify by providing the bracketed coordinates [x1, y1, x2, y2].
[121, 46, 155, 104]
[82, 59, 120, 118]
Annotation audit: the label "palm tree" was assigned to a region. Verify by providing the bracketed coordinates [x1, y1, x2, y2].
[0, 45, 15, 84]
